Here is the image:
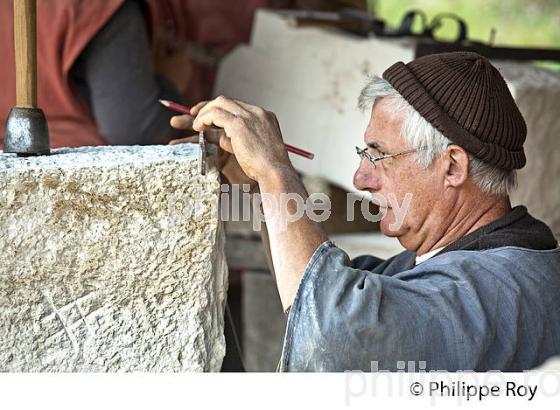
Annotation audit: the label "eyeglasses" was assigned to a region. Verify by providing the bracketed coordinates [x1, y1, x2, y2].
[355, 146, 428, 169]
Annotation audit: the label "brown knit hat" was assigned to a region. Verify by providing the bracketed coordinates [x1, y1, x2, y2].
[382, 51, 527, 170]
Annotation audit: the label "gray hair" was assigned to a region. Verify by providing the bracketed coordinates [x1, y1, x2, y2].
[358, 76, 517, 196]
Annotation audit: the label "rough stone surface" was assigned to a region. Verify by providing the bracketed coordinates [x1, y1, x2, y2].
[0, 144, 227, 372]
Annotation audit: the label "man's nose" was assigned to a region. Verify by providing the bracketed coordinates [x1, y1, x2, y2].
[353, 159, 382, 191]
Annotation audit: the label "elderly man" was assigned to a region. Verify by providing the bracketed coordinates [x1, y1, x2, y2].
[172, 51, 560, 371]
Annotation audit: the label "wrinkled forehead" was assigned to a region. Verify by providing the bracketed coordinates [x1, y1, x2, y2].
[364, 98, 408, 148]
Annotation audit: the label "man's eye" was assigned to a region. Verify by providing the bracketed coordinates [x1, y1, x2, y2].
[368, 149, 384, 157]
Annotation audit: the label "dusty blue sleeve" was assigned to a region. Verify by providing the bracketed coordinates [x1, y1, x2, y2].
[279, 242, 496, 372]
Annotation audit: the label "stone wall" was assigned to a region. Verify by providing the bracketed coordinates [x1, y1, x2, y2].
[0, 144, 227, 371]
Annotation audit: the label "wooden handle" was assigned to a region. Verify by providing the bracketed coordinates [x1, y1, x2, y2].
[13, 0, 37, 108]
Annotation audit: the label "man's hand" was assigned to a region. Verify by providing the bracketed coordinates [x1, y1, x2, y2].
[171, 96, 328, 311]
[188, 96, 293, 183]
[169, 113, 256, 190]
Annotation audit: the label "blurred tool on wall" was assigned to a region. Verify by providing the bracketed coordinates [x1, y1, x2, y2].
[148, 0, 372, 105]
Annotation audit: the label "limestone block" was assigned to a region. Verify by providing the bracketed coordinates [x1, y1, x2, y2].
[0, 145, 227, 372]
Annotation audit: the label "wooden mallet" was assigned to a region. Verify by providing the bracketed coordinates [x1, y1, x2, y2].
[3, 0, 49, 155]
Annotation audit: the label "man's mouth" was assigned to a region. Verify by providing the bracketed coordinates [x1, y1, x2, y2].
[371, 202, 391, 210]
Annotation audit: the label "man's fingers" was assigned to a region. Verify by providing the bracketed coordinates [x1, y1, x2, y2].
[233, 99, 265, 115]
[169, 135, 198, 145]
[168, 130, 229, 150]
[218, 133, 233, 153]
[193, 107, 238, 132]
[170, 114, 194, 130]
[203, 128, 226, 145]
[191, 96, 268, 119]
[197, 95, 248, 119]
[190, 100, 209, 116]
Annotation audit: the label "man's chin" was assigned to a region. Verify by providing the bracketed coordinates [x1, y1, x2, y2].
[379, 220, 402, 237]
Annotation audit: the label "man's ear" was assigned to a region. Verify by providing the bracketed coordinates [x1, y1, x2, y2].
[443, 145, 469, 188]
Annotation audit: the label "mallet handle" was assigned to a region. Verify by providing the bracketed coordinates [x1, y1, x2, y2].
[13, 0, 37, 108]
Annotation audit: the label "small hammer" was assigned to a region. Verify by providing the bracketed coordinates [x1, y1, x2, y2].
[3, 0, 50, 156]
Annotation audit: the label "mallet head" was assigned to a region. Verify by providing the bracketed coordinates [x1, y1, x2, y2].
[3, 107, 50, 155]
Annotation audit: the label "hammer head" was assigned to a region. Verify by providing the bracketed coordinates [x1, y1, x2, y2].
[3, 107, 50, 155]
